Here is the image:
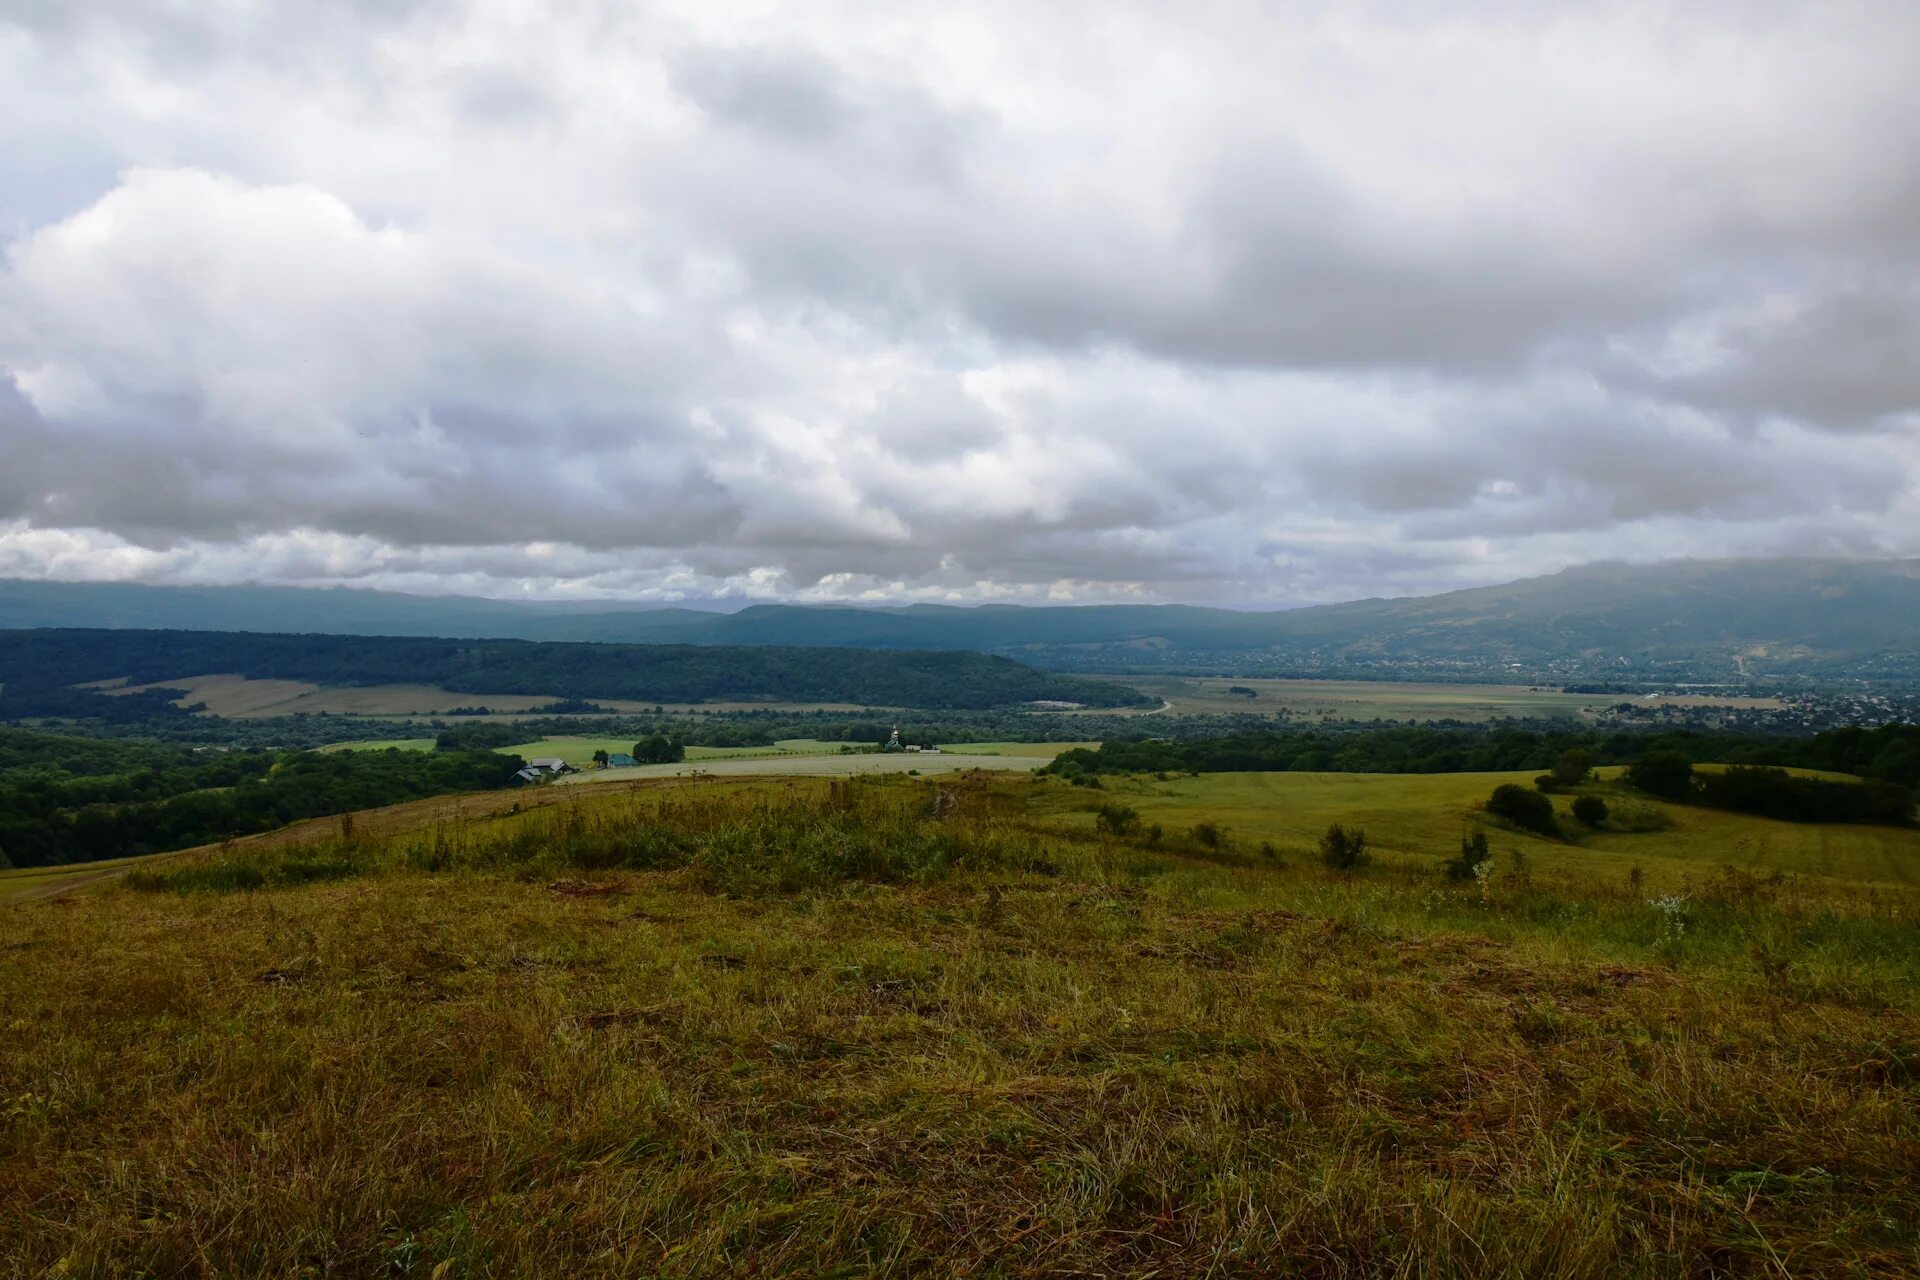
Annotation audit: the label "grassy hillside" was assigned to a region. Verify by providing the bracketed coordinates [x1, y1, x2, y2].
[1049, 768, 1920, 893]
[3, 770, 1916, 1276]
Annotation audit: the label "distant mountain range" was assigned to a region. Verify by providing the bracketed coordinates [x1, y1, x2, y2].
[5, 559, 1920, 681]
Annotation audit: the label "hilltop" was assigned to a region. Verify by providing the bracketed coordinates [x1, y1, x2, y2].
[3, 767, 1916, 1275]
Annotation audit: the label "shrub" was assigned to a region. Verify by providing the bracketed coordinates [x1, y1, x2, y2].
[1318, 823, 1369, 871]
[1094, 803, 1141, 837]
[1571, 795, 1609, 827]
[1486, 784, 1559, 837]
[1443, 831, 1491, 880]
[1627, 752, 1694, 801]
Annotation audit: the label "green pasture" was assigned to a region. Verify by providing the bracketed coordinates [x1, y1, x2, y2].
[1037, 766, 1920, 893]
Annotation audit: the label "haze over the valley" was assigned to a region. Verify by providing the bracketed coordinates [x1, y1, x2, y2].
[4, 2, 1918, 605]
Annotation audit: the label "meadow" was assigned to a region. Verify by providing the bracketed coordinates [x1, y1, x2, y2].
[1058, 767, 1920, 894]
[3, 769, 1917, 1276]
[1096, 676, 1783, 722]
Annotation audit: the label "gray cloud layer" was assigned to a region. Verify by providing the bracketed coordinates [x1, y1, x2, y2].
[1, 0, 1917, 604]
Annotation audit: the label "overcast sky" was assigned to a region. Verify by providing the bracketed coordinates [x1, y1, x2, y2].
[2, 1, 1917, 606]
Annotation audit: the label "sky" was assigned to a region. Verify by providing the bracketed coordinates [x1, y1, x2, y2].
[1, 0, 1917, 607]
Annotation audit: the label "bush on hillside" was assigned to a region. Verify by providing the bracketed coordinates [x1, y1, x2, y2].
[1318, 823, 1369, 871]
[1571, 795, 1609, 827]
[1697, 765, 1914, 826]
[1443, 831, 1490, 880]
[1486, 783, 1560, 837]
[1627, 752, 1695, 801]
[1094, 803, 1140, 837]
[1553, 748, 1593, 786]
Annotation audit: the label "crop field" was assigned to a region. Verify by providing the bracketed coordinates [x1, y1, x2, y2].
[98, 675, 887, 720]
[491, 737, 847, 768]
[105, 673, 565, 718]
[4, 767, 1917, 1276]
[1093, 675, 1784, 722]
[558, 744, 1082, 785]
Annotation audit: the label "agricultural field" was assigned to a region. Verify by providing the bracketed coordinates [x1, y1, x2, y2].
[312, 739, 1092, 772]
[4, 767, 1917, 1276]
[103, 673, 568, 718]
[557, 742, 1089, 785]
[1093, 675, 1783, 722]
[500, 737, 846, 768]
[96, 674, 884, 720]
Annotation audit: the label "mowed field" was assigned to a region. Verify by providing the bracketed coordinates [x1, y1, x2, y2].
[4, 767, 1916, 1275]
[317, 736, 1096, 771]
[1091, 675, 1783, 721]
[557, 742, 1092, 785]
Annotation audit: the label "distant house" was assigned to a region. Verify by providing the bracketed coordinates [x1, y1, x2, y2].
[605, 753, 639, 768]
[527, 757, 572, 773]
[511, 767, 545, 785]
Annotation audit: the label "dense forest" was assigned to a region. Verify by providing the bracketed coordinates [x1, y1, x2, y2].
[0, 629, 1150, 717]
[0, 728, 524, 868]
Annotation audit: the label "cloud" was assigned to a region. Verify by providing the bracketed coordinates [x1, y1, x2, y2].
[0, 1, 1917, 606]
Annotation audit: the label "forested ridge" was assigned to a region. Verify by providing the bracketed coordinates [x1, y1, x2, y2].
[0, 629, 1149, 714]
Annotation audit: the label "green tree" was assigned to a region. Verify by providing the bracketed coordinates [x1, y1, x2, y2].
[1626, 752, 1694, 801]
[1571, 795, 1609, 827]
[1552, 748, 1592, 787]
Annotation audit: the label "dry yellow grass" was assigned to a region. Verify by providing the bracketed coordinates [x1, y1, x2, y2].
[5, 773, 1916, 1276]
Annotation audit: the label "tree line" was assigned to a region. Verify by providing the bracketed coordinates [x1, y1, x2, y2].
[0, 729, 525, 868]
[1044, 723, 1920, 794]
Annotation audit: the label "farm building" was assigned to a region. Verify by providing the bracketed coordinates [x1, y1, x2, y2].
[605, 753, 639, 768]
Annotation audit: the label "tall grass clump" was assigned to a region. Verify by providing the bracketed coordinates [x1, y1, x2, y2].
[130, 779, 1049, 898]
[125, 846, 359, 894]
